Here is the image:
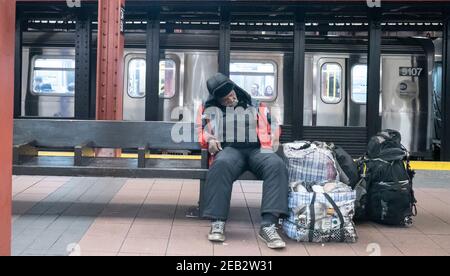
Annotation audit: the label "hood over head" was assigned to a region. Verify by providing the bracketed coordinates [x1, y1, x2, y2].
[205, 73, 252, 108]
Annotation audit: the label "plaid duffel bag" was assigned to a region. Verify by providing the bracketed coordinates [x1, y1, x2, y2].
[283, 141, 340, 184]
[283, 181, 358, 243]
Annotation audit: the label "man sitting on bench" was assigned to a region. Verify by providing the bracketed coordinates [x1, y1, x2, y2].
[199, 73, 289, 249]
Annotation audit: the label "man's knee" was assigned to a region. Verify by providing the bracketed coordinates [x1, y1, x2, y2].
[264, 155, 287, 174]
[210, 157, 236, 172]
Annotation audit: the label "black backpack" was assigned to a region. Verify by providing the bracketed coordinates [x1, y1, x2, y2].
[367, 129, 405, 161]
[358, 130, 417, 226]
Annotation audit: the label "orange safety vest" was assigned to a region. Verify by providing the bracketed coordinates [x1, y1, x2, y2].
[196, 102, 281, 151]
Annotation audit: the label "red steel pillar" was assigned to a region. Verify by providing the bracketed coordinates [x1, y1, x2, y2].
[96, 0, 125, 121]
[0, 0, 16, 256]
[96, 0, 125, 157]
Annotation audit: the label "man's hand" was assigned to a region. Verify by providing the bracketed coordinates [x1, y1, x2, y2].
[208, 139, 223, 155]
[272, 135, 280, 152]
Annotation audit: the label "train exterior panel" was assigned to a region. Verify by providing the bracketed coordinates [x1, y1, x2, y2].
[20, 34, 438, 157]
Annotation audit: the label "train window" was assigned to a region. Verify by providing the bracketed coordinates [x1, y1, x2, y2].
[31, 57, 75, 95]
[230, 61, 277, 101]
[159, 59, 176, 99]
[128, 59, 146, 98]
[127, 58, 176, 99]
[351, 64, 368, 104]
[320, 63, 342, 104]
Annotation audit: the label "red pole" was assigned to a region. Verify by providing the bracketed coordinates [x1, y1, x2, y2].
[96, 0, 125, 157]
[96, 0, 125, 121]
[0, 0, 16, 256]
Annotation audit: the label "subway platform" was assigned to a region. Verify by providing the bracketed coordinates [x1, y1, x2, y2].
[10, 169, 450, 256]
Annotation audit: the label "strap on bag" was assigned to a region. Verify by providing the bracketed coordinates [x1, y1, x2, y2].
[308, 192, 317, 242]
[323, 193, 346, 242]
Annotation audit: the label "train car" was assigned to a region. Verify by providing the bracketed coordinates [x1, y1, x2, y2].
[19, 24, 441, 159]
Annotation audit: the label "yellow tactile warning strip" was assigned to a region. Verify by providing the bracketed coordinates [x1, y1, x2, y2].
[38, 151, 202, 160]
[37, 152, 450, 170]
[121, 153, 201, 160]
[410, 161, 450, 171]
[39, 151, 74, 157]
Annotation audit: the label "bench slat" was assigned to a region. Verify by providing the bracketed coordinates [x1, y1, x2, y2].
[14, 119, 201, 151]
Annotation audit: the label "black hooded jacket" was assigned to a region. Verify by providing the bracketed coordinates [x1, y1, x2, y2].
[203, 73, 261, 148]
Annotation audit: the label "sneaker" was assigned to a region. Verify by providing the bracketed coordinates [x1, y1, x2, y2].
[258, 224, 286, 249]
[208, 220, 226, 242]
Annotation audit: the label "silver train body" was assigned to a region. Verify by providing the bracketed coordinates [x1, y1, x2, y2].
[21, 37, 438, 156]
[21, 47, 75, 118]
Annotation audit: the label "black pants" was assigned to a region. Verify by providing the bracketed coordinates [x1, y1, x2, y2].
[202, 146, 289, 221]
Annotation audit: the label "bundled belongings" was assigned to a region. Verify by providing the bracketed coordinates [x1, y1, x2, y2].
[357, 129, 417, 226]
[283, 181, 358, 243]
[283, 141, 359, 186]
[283, 141, 340, 183]
[282, 141, 358, 243]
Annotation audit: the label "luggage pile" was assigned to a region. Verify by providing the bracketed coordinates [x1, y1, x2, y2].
[282, 129, 417, 243]
[282, 141, 358, 243]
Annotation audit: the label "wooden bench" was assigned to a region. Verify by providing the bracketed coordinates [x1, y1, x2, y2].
[13, 119, 260, 217]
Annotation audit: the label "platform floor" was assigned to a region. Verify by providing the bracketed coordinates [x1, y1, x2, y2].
[11, 171, 450, 256]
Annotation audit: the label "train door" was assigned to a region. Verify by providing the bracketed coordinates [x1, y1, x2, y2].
[314, 57, 346, 126]
[24, 49, 75, 118]
[301, 53, 367, 157]
[123, 52, 181, 121]
[160, 54, 181, 121]
[123, 53, 145, 121]
[347, 58, 367, 127]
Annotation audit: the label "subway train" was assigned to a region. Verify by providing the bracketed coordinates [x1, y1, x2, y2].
[20, 30, 442, 159]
